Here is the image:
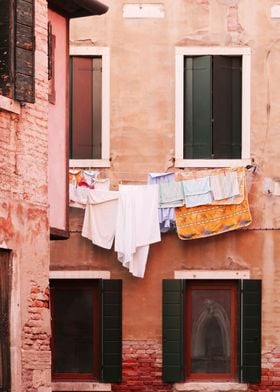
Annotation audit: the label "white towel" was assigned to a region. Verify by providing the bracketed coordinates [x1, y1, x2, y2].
[182, 176, 213, 207]
[81, 190, 119, 250]
[210, 171, 239, 201]
[115, 184, 161, 278]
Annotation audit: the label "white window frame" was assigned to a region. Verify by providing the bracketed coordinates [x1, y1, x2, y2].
[175, 46, 252, 168]
[69, 46, 110, 168]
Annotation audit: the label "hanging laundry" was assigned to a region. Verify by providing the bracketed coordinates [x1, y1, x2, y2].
[159, 181, 184, 208]
[115, 184, 161, 278]
[182, 176, 213, 207]
[210, 171, 239, 201]
[69, 183, 90, 208]
[82, 190, 119, 249]
[148, 172, 176, 232]
[94, 178, 110, 191]
[175, 181, 252, 240]
[177, 167, 245, 205]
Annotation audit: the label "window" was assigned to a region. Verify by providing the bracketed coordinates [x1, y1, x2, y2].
[162, 279, 262, 384]
[50, 278, 122, 383]
[69, 46, 110, 168]
[0, 0, 35, 103]
[175, 47, 251, 168]
[0, 250, 11, 391]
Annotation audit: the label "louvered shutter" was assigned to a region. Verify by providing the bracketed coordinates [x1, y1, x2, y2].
[212, 55, 242, 159]
[239, 280, 262, 383]
[0, 251, 11, 391]
[100, 279, 122, 383]
[0, 0, 13, 98]
[162, 280, 185, 383]
[15, 0, 35, 102]
[184, 56, 212, 159]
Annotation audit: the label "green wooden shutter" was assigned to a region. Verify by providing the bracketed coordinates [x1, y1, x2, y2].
[0, 0, 13, 98]
[100, 279, 122, 383]
[184, 56, 212, 159]
[239, 279, 262, 383]
[162, 280, 185, 383]
[0, 250, 11, 391]
[15, 0, 35, 102]
[212, 56, 242, 159]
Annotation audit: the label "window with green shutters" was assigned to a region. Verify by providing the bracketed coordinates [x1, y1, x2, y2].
[162, 279, 261, 384]
[50, 279, 122, 383]
[0, 0, 35, 103]
[184, 55, 242, 159]
[175, 47, 251, 168]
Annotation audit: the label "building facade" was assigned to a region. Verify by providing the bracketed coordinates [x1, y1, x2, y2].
[52, 1, 280, 391]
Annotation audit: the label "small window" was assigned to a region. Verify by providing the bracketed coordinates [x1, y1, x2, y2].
[69, 46, 110, 168]
[175, 47, 251, 168]
[0, 250, 11, 391]
[0, 0, 35, 103]
[50, 279, 122, 383]
[162, 279, 262, 384]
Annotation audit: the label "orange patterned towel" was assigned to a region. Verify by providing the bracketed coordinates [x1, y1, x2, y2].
[175, 181, 252, 240]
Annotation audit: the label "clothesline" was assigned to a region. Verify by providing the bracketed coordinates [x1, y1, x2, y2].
[69, 167, 252, 279]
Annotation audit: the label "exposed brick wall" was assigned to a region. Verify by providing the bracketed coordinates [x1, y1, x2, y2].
[112, 340, 172, 392]
[248, 349, 280, 392]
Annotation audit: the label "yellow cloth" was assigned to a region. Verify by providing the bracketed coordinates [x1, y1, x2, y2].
[175, 181, 252, 240]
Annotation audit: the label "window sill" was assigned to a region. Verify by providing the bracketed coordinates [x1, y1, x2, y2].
[0, 95, 21, 114]
[175, 158, 252, 168]
[52, 382, 111, 391]
[174, 382, 248, 392]
[70, 159, 111, 168]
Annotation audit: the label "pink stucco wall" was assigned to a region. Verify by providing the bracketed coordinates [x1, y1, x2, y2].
[48, 9, 68, 232]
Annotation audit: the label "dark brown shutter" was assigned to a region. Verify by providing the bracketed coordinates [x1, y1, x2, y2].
[0, 250, 11, 391]
[15, 0, 35, 102]
[70, 56, 102, 160]
[0, 0, 13, 98]
[212, 56, 242, 159]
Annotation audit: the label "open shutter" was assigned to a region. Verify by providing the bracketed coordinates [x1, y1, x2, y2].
[239, 279, 262, 383]
[162, 280, 185, 383]
[15, 0, 35, 102]
[0, 0, 13, 98]
[213, 56, 242, 159]
[184, 56, 212, 159]
[0, 250, 11, 391]
[100, 279, 122, 383]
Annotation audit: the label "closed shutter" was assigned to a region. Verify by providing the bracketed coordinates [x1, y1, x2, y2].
[100, 279, 122, 383]
[162, 280, 185, 383]
[15, 0, 35, 102]
[184, 56, 212, 159]
[239, 279, 262, 383]
[71, 56, 102, 159]
[212, 56, 242, 159]
[0, 0, 13, 98]
[0, 250, 11, 391]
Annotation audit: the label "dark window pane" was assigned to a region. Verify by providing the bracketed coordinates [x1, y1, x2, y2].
[190, 288, 231, 374]
[70, 56, 102, 160]
[53, 288, 94, 373]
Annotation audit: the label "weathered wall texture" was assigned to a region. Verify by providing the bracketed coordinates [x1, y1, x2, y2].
[0, 0, 51, 391]
[52, 0, 280, 391]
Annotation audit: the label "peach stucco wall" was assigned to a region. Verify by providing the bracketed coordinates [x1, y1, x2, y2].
[48, 9, 68, 232]
[51, 1, 280, 389]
